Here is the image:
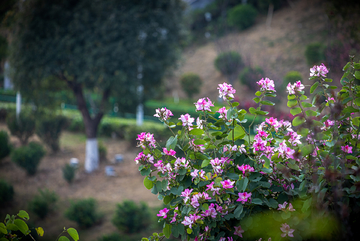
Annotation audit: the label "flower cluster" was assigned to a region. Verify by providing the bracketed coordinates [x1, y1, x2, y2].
[154, 107, 173, 122]
[135, 62, 360, 241]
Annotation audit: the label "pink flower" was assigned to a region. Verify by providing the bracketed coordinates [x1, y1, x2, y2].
[257, 77, 276, 92]
[201, 203, 217, 218]
[136, 132, 156, 149]
[179, 113, 195, 129]
[310, 63, 329, 77]
[237, 192, 252, 204]
[157, 208, 169, 219]
[218, 82, 236, 100]
[206, 182, 221, 196]
[154, 107, 173, 121]
[196, 117, 205, 129]
[181, 216, 194, 228]
[195, 97, 214, 112]
[181, 188, 193, 203]
[237, 164, 255, 175]
[277, 202, 295, 212]
[163, 147, 176, 156]
[280, 223, 294, 237]
[134, 152, 154, 164]
[341, 145, 352, 154]
[217, 106, 228, 120]
[221, 179, 235, 189]
[234, 225, 244, 238]
[286, 81, 304, 95]
[189, 139, 206, 153]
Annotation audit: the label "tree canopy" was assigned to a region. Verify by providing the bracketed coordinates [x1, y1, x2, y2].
[9, 0, 185, 172]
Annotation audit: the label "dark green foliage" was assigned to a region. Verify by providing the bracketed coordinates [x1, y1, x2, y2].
[305, 42, 326, 66]
[281, 71, 303, 92]
[36, 115, 67, 152]
[0, 130, 11, 160]
[214, 51, 243, 77]
[98, 141, 107, 162]
[65, 198, 100, 228]
[239, 66, 265, 91]
[62, 164, 76, 184]
[0, 179, 14, 205]
[28, 189, 58, 219]
[227, 4, 258, 30]
[248, 0, 285, 13]
[112, 200, 151, 234]
[6, 111, 36, 145]
[98, 233, 121, 241]
[11, 142, 46, 175]
[67, 117, 85, 133]
[10, 0, 185, 120]
[180, 73, 202, 99]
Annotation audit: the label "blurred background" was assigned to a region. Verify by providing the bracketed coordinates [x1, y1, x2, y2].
[0, 0, 359, 240]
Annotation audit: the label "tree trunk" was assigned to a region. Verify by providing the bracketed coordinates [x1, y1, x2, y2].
[70, 83, 107, 173]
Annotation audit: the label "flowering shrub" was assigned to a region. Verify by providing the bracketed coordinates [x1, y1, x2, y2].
[136, 59, 360, 240]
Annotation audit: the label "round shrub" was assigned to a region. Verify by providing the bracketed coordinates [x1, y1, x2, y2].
[62, 164, 76, 184]
[227, 4, 258, 30]
[281, 71, 303, 92]
[65, 198, 100, 228]
[239, 66, 265, 91]
[112, 200, 151, 234]
[36, 115, 67, 152]
[11, 142, 46, 175]
[6, 111, 36, 145]
[0, 179, 14, 205]
[305, 42, 326, 66]
[28, 189, 58, 219]
[214, 51, 243, 77]
[180, 73, 202, 99]
[0, 130, 11, 160]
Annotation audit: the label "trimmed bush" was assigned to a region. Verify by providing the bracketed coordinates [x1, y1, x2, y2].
[0, 179, 14, 205]
[11, 142, 46, 175]
[180, 73, 202, 99]
[239, 66, 265, 91]
[28, 189, 58, 219]
[305, 42, 326, 66]
[62, 164, 76, 184]
[67, 117, 85, 133]
[227, 4, 258, 30]
[0, 130, 11, 160]
[6, 111, 36, 145]
[36, 115, 67, 152]
[112, 200, 151, 234]
[65, 198, 100, 228]
[281, 71, 303, 91]
[98, 233, 122, 241]
[214, 51, 243, 77]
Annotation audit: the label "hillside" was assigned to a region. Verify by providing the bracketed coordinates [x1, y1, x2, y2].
[166, 0, 330, 103]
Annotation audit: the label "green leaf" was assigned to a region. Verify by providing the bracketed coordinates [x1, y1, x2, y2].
[251, 198, 263, 205]
[255, 91, 262, 96]
[263, 156, 270, 169]
[234, 204, 243, 218]
[67, 228, 79, 241]
[201, 159, 210, 168]
[292, 116, 305, 126]
[140, 168, 151, 176]
[355, 71, 360, 80]
[143, 177, 154, 190]
[249, 107, 256, 114]
[343, 106, 359, 113]
[189, 129, 204, 136]
[17, 210, 29, 221]
[352, 117, 360, 126]
[255, 110, 269, 115]
[354, 63, 360, 69]
[0, 223, 7, 234]
[14, 219, 29, 235]
[260, 100, 275, 106]
[309, 82, 319, 94]
[6, 223, 18, 231]
[59, 236, 70, 241]
[287, 95, 296, 100]
[301, 144, 313, 156]
[355, 98, 360, 107]
[227, 125, 245, 141]
[163, 224, 172, 239]
[232, 102, 239, 107]
[187, 228, 192, 234]
[302, 198, 312, 213]
[35, 227, 44, 237]
[300, 95, 308, 101]
[343, 62, 351, 71]
[301, 102, 313, 108]
[253, 97, 260, 103]
[236, 178, 248, 192]
[305, 110, 318, 117]
[324, 78, 333, 82]
[163, 195, 172, 205]
[290, 107, 302, 116]
[287, 99, 297, 108]
[166, 135, 178, 151]
[194, 139, 206, 145]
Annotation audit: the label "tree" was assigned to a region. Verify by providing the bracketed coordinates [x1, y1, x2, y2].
[10, 0, 184, 172]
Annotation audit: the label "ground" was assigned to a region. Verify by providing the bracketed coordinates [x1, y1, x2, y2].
[0, 123, 160, 240]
